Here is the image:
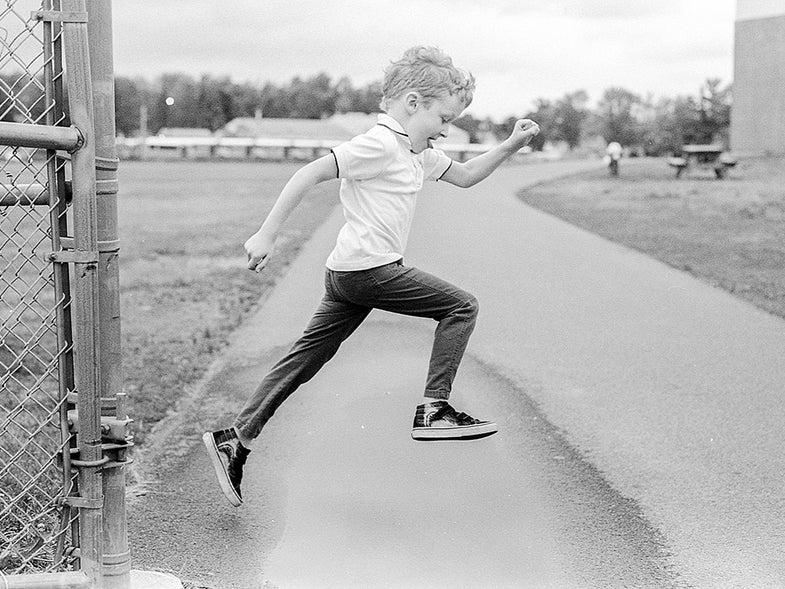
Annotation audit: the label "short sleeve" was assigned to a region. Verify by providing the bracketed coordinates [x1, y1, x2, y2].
[422, 148, 453, 181]
[331, 130, 394, 180]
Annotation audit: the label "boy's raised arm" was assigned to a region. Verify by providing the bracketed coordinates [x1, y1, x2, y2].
[245, 154, 337, 272]
[441, 119, 539, 188]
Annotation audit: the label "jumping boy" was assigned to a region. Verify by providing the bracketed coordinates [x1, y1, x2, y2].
[204, 46, 540, 506]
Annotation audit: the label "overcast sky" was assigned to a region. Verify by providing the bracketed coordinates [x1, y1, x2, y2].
[112, 0, 737, 120]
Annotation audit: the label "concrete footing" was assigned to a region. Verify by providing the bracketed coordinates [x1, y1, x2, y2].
[130, 570, 183, 589]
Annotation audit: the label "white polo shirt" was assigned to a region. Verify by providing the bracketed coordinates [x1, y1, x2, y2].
[326, 114, 453, 271]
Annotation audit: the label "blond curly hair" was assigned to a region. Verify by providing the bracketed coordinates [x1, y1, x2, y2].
[380, 46, 475, 112]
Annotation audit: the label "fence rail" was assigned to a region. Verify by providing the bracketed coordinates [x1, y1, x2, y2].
[116, 135, 501, 163]
[0, 121, 82, 151]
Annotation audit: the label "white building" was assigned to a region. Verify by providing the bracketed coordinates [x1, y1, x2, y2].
[221, 113, 470, 145]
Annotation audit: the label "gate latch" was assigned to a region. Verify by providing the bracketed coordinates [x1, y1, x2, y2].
[47, 250, 99, 264]
[31, 11, 89, 23]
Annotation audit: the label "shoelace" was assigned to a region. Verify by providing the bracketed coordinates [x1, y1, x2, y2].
[430, 403, 478, 426]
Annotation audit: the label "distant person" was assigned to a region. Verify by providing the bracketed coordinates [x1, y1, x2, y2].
[203, 46, 540, 506]
[605, 141, 622, 176]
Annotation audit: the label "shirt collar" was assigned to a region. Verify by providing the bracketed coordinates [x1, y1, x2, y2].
[376, 113, 413, 150]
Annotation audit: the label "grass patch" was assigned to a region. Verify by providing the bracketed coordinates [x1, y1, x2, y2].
[518, 156, 785, 319]
[118, 160, 338, 446]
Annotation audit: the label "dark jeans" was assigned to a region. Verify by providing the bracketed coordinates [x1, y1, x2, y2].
[234, 261, 479, 441]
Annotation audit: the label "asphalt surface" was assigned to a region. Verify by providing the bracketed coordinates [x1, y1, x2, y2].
[128, 159, 785, 588]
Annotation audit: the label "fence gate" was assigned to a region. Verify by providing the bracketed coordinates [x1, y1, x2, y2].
[1, 1, 127, 588]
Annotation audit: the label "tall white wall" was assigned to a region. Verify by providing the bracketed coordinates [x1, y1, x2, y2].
[731, 2, 785, 154]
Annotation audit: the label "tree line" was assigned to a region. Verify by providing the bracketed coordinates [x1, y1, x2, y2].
[113, 72, 382, 138]
[503, 80, 732, 155]
[114, 72, 731, 156]
[2, 70, 731, 156]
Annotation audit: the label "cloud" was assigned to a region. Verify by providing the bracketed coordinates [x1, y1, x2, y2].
[515, 0, 680, 20]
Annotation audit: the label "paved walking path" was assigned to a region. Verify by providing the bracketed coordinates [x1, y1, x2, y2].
[130, 159, 785, 588]
[408, 162, 785, 588]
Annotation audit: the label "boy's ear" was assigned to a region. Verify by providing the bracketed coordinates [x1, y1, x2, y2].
[404, 92, 421, 113]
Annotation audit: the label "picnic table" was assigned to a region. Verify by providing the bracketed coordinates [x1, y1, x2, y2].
[667, 145, 737, 179]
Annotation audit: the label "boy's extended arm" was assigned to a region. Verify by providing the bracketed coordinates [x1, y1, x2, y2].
[441, 119, 540, 188]
[245, 154, 337, 272]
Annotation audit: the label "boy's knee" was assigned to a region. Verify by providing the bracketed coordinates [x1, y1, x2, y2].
[461, 293, 479, 319]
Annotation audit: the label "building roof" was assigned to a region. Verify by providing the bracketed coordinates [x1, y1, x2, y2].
[221, 117, 354, 141]
[157, 127, 213, 138]
[737, 0, 785, 21]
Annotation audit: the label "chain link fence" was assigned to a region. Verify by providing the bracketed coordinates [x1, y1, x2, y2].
[1, 0, 79, 576]
[1, 1, 130, 585]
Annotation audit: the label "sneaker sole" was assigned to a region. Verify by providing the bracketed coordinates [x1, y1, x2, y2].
[201, 432, 243, 507]
[411, 421, 498, 441]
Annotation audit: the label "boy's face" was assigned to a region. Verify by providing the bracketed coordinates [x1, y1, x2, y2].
[405, 93, 465, 153]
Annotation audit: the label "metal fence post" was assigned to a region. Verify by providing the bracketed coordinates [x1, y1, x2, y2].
[60, 0, 103, 586]
[86, 3, 132, 589]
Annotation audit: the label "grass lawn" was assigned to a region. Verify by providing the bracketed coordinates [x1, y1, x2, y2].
[517, 156, 785, 321]
[118, 160, 339, 446]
